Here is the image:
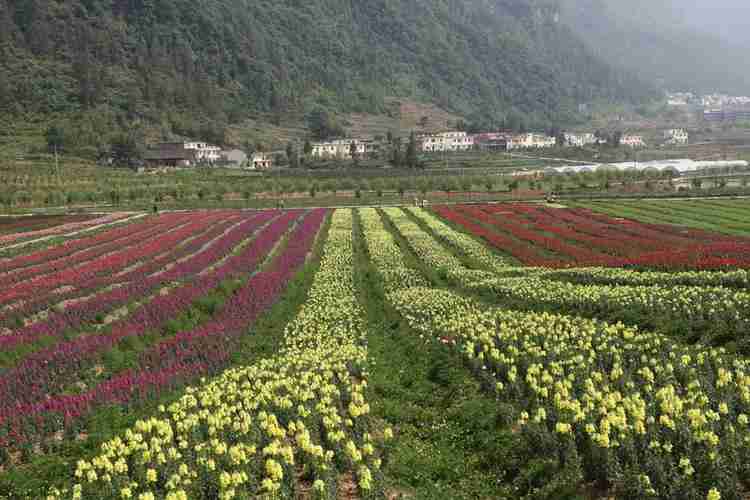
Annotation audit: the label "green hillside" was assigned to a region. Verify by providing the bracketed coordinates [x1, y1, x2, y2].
[0, 0, 654, 155]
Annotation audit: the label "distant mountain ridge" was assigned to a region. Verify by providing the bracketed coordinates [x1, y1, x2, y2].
[0, 0, 653, 149]
[560, 0, 750, 95]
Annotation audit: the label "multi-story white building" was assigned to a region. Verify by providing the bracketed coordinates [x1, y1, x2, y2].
[182, 142, 221, 163]
[507, 133, 556, 150]
[148, 141, 221, 166]
[418, 131, 473, 152]
[620, 135, 646, 148]
[663, 129, 689, 146]
[311, 139, 377, 159]
[564, 133, 597, 147]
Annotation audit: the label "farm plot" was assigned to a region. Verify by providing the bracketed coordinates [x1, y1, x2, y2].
[0, 213, 134, 249]
[362, 205, 750, 499]
[575, 199, 750, 237]
[0, 214, 99, 236]
[7, 202, 750, 500]
[435, 203, 750, 270]
[0, 209, 329, 463]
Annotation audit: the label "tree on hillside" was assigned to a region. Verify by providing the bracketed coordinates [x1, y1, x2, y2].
[307, 108, 343, 140]
[287, 142, 299, 168]
[612, 131, 623, 147]
[110, 133, 141, 167]
[46, 124, 65, 153]
[349, 141, 359, 166]
[303, 140, 312, 156]
[391, 137, 403, 167]
[406, 132, 418, 168]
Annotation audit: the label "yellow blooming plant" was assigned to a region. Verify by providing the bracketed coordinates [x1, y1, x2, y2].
[359, 208, 430, 292]
[405, 207, 510, 270]
[390, 286, 750, 498]
[359, 208, 750, 498]
[385, 208, 750, 346]
[380, 208, 495, 285]
[466, 275, 750, 334]
[51, 210, 383, 499]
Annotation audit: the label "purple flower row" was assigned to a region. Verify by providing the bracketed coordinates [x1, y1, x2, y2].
[0, 212, 189, 279]
[0, 213, 199, 306]
[0, 209, 327, 450]
[0, 211, 279, 352]
[0, 210, 298, 418]
[0, 212, 247, 326]
[0, 213, 129, 247]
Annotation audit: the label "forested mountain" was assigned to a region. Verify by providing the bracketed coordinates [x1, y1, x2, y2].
[560, 0, 750, 95]
[0, 0, 653, 151]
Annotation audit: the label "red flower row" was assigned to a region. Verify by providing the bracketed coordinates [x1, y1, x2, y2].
[0, 209, 327, 450]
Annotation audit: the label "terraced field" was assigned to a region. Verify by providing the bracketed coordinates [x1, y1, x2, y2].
[2, 202, 750, 499]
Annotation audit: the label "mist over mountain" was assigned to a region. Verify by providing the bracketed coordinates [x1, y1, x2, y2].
[561, 0, 750, 94]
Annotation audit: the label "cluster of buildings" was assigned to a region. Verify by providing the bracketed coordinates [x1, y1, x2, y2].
[419, 131, 474, 152]
[700, 94, 750, 108]
[307, 129, 666, 160]
[666, 92, 750, 108]
[563, 133, 598, 147]
[143, 142, 274, 170]
[142, 126, 688, 169]
[666, 91, 750, 123]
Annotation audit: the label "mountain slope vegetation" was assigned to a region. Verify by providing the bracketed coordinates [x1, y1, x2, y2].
[0, 0, 653, 152]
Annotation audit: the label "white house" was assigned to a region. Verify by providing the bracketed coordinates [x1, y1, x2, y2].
[507, 133, 556, 150]
[663, 129, 689, 146]
[311, 139, 368, 159]
[251, 152, 273, 170]
[183, 142, 222, 163]
[564, 133, 597, 147]
[620, 135, 646, 148]
[418, 131, 473, 152]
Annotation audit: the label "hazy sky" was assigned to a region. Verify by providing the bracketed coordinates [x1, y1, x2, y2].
[657, 1, 750, 46]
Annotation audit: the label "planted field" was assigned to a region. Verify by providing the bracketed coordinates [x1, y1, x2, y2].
[435, 203, 750, 269]
[3, 202, 750, 499]
[0, 214, 99, 236]
[574, 199, 750, 237]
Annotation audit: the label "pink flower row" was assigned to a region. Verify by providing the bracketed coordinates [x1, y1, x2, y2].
[0, 211, 280, 352]
[0, 213, 130, 247]
[0, 209, 327, 450]
[0, 212, 246, 326]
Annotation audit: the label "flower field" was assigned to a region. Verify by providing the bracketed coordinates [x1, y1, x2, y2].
[4, 201, 750, 499]
[434, 203, 750, 270]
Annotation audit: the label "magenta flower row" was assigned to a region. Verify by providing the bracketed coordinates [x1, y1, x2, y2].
[0, 209, 327, 450]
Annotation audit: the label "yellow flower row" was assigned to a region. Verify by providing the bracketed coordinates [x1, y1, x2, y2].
[50, 210, 387, 500]
[358, 208, 742, 498]
[379, 208, 495, 285]
[467, 275, 750, 327]
[388, 285, 750, 498]
[359, 208, 429, 292]
[404, 207, 509, 270]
